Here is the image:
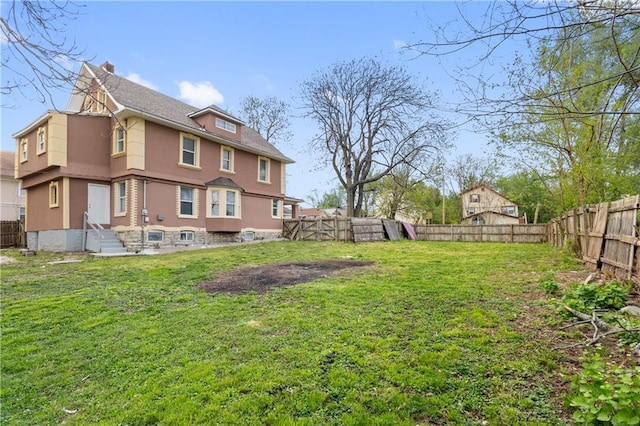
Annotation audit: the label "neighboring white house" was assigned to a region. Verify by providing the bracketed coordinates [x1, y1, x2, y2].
[0, 151, 25, 221]
[461, 183, 521, 225]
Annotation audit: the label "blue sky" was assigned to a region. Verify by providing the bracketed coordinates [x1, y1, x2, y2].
[1, 1, 512, 204]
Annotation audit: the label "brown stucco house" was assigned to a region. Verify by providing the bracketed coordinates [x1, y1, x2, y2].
[461, 183, 521, 225]
[13, 61, 296, 252]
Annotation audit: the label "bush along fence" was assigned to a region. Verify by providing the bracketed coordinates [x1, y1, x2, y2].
[548, 194, 640, 281]
[283, 217, 548, 244]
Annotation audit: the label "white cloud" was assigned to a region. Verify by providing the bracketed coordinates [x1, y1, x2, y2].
[393, 39, 408, 50]
[178, 81, 224, 107]
[126, 72, 158, 90]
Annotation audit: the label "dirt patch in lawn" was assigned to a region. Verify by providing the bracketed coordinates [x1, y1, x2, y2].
[198, 260, 376, 295]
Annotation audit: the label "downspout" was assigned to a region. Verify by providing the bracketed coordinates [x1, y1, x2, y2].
[141, 178, 148, 252]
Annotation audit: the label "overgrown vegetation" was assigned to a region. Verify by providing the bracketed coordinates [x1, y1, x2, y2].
[539, 273, 640, 425]
[0, 241, 609, 423]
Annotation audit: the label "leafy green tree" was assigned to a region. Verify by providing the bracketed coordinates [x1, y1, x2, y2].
[495, 172, 556, 223]
[307, 187, 346, 209]
[494, 18, 640, 208]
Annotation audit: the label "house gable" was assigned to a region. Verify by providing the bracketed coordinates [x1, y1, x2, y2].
[462, 183, 519, 219]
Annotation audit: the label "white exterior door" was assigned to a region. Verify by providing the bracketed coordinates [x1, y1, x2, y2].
[88, 184, 110, 225]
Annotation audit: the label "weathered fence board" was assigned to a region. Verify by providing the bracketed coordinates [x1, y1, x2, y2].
[352, 218, 385, 243]
[584, 203, 608, 269]
[382, 220, 401, 240]
[1, 220, 25, 248]
[284, 219, 548, 244]
[549, 195, 639, 281]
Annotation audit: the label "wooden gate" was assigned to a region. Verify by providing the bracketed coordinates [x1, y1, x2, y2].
[583, 202, 608, 269]
[283, 217, 350, 241]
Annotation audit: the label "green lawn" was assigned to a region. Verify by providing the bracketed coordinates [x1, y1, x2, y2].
[1, 241, 580, 425]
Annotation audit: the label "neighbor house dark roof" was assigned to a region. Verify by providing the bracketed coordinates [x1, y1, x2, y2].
[0, 151, 16, 178]
[74, 62, 293, 164]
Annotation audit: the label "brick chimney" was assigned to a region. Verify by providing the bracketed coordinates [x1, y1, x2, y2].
[100, 61, 115, 73]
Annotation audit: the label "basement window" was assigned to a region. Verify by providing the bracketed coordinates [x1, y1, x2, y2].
[179, 231, 194, 242]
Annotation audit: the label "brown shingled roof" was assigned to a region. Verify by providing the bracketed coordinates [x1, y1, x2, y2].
[0, 151, 16, 177]
[83, 62, 293, 163]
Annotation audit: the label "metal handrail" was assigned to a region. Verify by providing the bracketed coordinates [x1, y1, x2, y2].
[82, 211, 105, 252]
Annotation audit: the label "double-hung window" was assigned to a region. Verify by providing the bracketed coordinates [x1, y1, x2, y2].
[20, 139, 28, 162]
[258, 157, 270, 183]
[116, 181, 126, 215]
[221, 146, 234, 172]
[114, 126, 126, 154]
[226, 191, 236, 217]
[272, 200, 280, 218]
[181, 136, 196, 166]
[179, 186, 195, 217]
[49, 181, 59, 208]
[207, 187, 240, 218]
[179, 133, 199, 168]
[37, 127, 47, 154]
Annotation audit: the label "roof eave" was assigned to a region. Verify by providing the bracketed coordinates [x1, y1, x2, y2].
[117, 107, 294, 164]
[12, 111, 59, 138]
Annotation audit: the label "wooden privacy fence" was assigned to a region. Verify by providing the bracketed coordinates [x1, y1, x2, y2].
[283, 217, 548, 244]
[1, 220, 25, 248]
[548, 195, 640, 281]
[414, 224, 547, 243]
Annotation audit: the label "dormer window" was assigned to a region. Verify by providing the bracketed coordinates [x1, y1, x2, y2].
[215, 118, 236, 134]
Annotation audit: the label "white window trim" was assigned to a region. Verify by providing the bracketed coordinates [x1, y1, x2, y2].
[179, 133, 201, 169]
[113, 126, 126, 155]
[20, 139, 28, 163]
[206, 187, 241, 219]
[177, 186, 198, 218]
[258, 156, 270, 183]
[215, 118, 237, 134]
[49, 181, 59, 208]
[220, 146, 235, 173]
[37, 126, 47, 155]
[146, 230, 164, 242]
[271, 199, 281, 218]
[115, 181, 127, 216]
[179, 231, 195, 242]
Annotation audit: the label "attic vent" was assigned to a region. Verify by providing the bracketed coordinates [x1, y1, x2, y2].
[101, 61, 115, 73]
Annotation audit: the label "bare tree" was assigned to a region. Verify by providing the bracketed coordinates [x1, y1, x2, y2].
[239, 95, 293, 146]
[1, 0, 88, 106]
[409, 0, 640, 118]
[447, 154, 499, 194]
[300, 57, 449, 217]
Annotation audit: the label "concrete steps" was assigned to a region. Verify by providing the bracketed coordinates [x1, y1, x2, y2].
[87, 229, 128, 254]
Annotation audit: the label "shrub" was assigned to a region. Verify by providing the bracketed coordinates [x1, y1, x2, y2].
[570, 356, 640, 425]
[561, 281, 630, 316]
[539, 273, 560, 295]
